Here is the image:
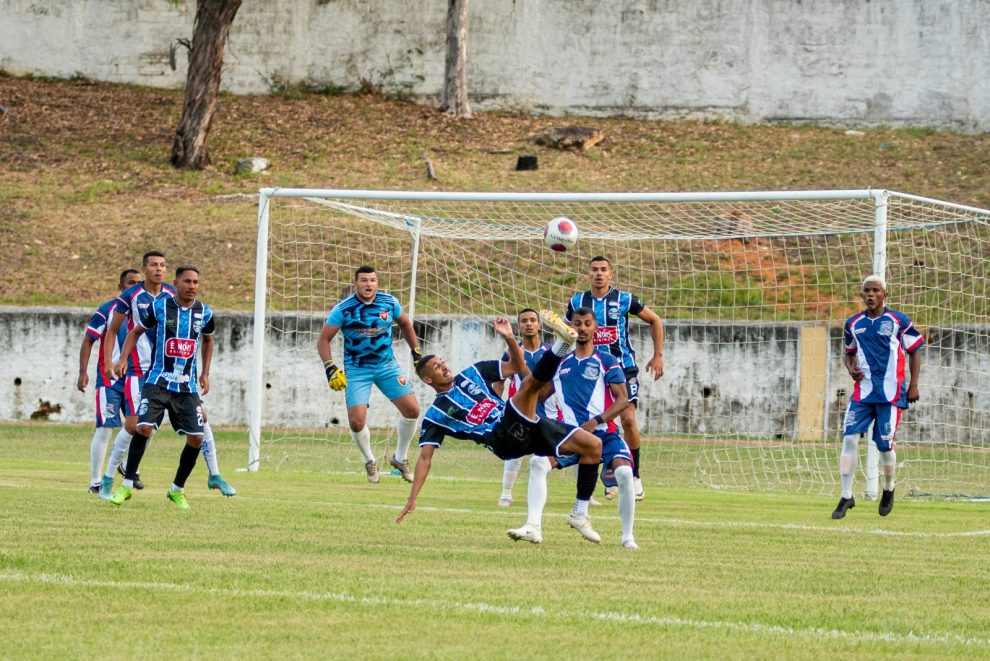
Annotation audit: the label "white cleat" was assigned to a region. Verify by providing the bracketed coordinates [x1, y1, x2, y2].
[365, 459, 380, 484]
[566, 513, 601, 544]
[621, 539, 640, 550]
[497, 497, 512, 507]
[634, 477, 645, 501]
[538, 309, 577, 346]
[589, 495, 602, 507]
[604, 486, 618, 500]
[864, 492, 879, 502]
[507, 523, 542, 544]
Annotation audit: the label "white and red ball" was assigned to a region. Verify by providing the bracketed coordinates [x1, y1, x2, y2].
[544, 216, 579, 252]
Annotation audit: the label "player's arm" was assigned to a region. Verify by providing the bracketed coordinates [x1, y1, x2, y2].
[102, 310, 126, 382]
[395, 312, 422, 361]
[317, 324, 347, 391]
[113, 325, 145, 378]
[493, 317, 525, 378]
[396, 443, 436, 523]
[844, 352, 864, 381]
[199, 333, 214, 395]
[581, 382, 628, 432]
[636, 306, 665, 380]
[77, 335, 97, 392]
[907, 350, 922, 403]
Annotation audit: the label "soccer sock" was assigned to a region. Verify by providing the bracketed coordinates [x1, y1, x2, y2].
[124, 432, 150, 482]
[549, 337, 574, 358]
[526, 456, 551, 527]
[630, 447, 641, 479]
[839, 434, 859, 499]
[89, 427, 112, 485]
[200, 422, 220, 476]
[881, 449, 896, 491]
[865, 438, 880, 496]
[350, 427, 375, 462]
[614, 464, 636, 543]
[532, 351, 564, 382]
[501, 457, 522, 499]
[394, 416, 418, 462]
[173, 442, 200, 489]
[572, 462, 599, 515]
[104, 429, 132, 478]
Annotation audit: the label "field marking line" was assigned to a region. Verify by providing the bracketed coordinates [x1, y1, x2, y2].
[1, 570, 987, 649]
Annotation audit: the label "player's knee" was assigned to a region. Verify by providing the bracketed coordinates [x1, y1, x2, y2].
[529, 455, 551, 476]
[579, 432, 602, 462]
[614, 463, 634, 485]
[187, 435, 203, 449]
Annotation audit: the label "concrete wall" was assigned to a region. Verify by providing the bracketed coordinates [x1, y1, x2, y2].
[3, 308, 987, 446]
[1, 0, 987, 130]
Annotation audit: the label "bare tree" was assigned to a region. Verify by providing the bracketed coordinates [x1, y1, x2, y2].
[170, 0, 242, 169]
[439, 0, 471, 119]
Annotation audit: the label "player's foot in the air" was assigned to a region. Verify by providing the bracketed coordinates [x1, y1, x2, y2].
[507, 523, 542, 544]
[167, 489, 190, 510]
[538, 310, 577, 346]
[365, 460, 380, 484]
[109, 485, 132, 506]
[831, 496, 855, 519]
[498, 496, 512, 507]
[207, 474, 237, 497]
[566, 513, 601, 543]
[604, 486, 618, 500]
[621, 538, 640, 550]
[634, 477, 645, 501]
[878, 489, 895, 516]
[99, 475, 114, 501]
[389, 454, 413, 483]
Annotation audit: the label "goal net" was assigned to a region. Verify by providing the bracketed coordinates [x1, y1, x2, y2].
[250, 189, 990, 498]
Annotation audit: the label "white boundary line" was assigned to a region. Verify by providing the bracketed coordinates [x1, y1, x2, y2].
[1, 570, 987, 649]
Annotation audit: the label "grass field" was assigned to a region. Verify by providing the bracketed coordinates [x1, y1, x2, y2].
[2, 424, 989, 658]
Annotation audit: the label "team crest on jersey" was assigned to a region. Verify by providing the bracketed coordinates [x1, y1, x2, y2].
[464, 381, 483, 397]
[467, 398, 498, 424]
[581, 362, 601, 380]
[397, 375, 407, 386]
[594, 327, 618, 345]
[878, 320, 894, 336]
[379, 311, 391, 321]
[607, 303, 621, 320]
[165, 337, 196, 359]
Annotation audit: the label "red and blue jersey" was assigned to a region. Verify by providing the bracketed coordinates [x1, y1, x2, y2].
[86, 298, 128, 389]
[844, 307, 925, 406]
[326, 292, 403, 369]
[139, 296, 215, 394]
[419, 360, 506, 448]
[566, 288, 645, 370]
[115, 283, 176, 377]
[552, 350, 626, 432]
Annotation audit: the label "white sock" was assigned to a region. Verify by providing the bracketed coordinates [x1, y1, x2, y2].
[350, 427, 375, 462]
[881, 449, 896, 491]
[865, 437, 880, 496]
[170, 483, 183, 492]
[615, 464, 636, 543]
[839, 434, 859, 499]
[526, 456, 551, 528]
[201, 422, 220, 476]
[394, 416, 418, 462]
[572, 498, 590, 517]
[550, 337, 573, 357]
[89, 427, 112, 485]
[104, 429, 133, 479]
[122, 478, 134, 488]
[502, 457, 523, 499]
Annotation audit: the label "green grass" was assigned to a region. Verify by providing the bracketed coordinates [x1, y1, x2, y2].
[2, 424, 989, 658]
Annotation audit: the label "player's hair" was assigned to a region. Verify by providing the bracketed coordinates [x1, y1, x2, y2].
[354, 265, 376, 280]
[414, 354, 436, 378]
[175, 265, 200, 278]
[572, 306, 596, 319]
[118, 269, 140, 285]
[142, 250, 166, 266]
[517, 308, 539, 321]
[589, 255, 611, 267]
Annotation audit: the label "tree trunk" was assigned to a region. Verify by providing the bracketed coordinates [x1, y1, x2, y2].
[440, 0, 471, 119]
[170, 0, 242, 169]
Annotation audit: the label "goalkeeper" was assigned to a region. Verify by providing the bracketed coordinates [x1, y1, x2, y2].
[318, 266, 421, 483]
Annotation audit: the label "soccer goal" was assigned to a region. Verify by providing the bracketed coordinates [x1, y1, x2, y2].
[250, 188, 990, 498]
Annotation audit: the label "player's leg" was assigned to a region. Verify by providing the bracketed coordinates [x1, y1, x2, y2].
[111, 385, 165, 505]
[167, 395, 206, 509]
[507, 456, 550, 543]
[597, 432, 637, 548]
[499, 457, 523, 506]
[875, 405, 902, 517]
[378, 362, 419, 482]
[200, 409, 236, 496]
[555, 427, 602, 543]
[620, 368, 645, 500]
[832, 402, 871, 519]
[89, 387, 116, 492]
[344, 367, 379, 482]
[865, 436, 880, 500]
[508, 310, 576, 418]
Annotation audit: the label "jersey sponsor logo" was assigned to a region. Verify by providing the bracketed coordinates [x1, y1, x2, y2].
[878, 320, 894, 336]
[165, 337, 196, 359]
[355, 327, 386, 337]
[854, 327, 866, 334]
[467, 398, 498, 424]
[581, 362, 601, 380]
[594, 326, 618, 345]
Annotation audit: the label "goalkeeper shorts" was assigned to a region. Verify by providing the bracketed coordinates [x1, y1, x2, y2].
[344, 360, 415, 408]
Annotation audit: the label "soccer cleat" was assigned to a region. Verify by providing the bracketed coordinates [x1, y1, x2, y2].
[878, 489, 895, 516]
[118, 464, 144, 490]
[88, 483, 100, 494]
[207, 474, 237, 497]
[634, 477, 645, 501]
[167, 489, 190, 510]
[538, 309, 578, 346]
[831, 496, 855, 519]
[865, 492, 879, 502]
[364, 459, 380, 484]
[498, 497, 512, 507]
[507, 523, 543, 544]
[109, 485, 132, 506]
[589, 495, 603, 507]
[389, 454, 413, 483]
[604, 486, 618, 500]
[566, 513, 601, 544]
[98, 475, 114, 501]
[621, 539, 640, 550]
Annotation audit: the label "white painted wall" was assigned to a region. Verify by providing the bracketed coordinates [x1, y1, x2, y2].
[0, 0, 987, 130]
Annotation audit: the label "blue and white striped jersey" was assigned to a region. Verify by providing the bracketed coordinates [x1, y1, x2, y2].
[566, 287, 645, 370]
[419, 361, 506, 449]
[139, 297, 215, 394]
[115, 283, 176, 377]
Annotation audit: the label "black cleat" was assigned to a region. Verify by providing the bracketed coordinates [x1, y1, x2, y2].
[88, 484, 100, 494]
[831, 496, 855, 519]
[117, 465, 145, 490]
[878, 489, 894, 516]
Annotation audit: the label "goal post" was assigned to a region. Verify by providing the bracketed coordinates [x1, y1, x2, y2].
[249, 187, 990, 497]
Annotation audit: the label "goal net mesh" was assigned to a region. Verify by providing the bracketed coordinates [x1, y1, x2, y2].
[255, 191, 990, 498]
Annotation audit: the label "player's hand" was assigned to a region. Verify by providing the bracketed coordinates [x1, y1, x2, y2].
[492, 317, 512, 339]
[395, 499, 416, 523]
[848, 365, 864, 381]
[199, 373, 210, 395]
[111, 360, 127, 380]
[324, 360, 347, 391]
[581, 419, 598, 433]
[646, 355, 664, 380]
[907, 384, 920, 403]
[76, 372, 88, 392]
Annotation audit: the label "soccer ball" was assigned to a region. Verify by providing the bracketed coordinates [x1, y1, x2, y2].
[544, 216, 579, 252]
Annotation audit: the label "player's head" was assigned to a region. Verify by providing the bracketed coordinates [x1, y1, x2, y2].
[142, 250, 167, 284]
[118, 269, 141, 291]
[174, 265, 200, 303]
[517, 308, 541, 338]
[353, 265, 378, 302]
[588, 256, 612, 290]
[570, 307, 598, 346]
[415, 354, 453, 390]
[861, 274, 887, 311]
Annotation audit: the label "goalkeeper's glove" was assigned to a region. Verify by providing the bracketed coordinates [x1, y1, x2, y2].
[411, 346, 423, 363]
[324, 360, 347, 391]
